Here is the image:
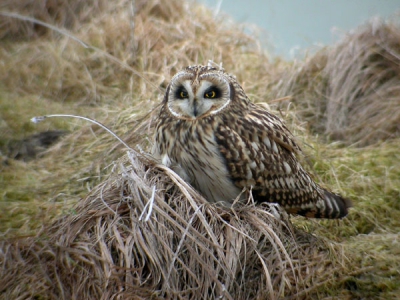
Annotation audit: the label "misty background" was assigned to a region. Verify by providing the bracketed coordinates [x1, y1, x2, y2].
[199, 0, 400, 58]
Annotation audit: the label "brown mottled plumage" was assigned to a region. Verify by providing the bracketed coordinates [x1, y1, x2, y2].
[153, 65, 352, 218]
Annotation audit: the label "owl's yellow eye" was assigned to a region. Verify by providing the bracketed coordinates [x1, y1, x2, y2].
[176, 87, 188, 99]
[180, 91, 188, 98]
[205, 90, 216, 98]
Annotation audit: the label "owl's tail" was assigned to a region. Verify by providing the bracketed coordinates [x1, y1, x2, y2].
[301, 189, 352, 219]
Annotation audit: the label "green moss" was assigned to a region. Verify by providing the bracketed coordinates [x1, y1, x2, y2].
[289, 138, 400, 297]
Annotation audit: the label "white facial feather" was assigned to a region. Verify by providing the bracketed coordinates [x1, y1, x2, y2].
[167, 75, 231, 119]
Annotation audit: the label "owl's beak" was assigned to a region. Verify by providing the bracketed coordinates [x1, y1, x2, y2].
[193, 103, 198, 117]
[192, 98, 199, 117]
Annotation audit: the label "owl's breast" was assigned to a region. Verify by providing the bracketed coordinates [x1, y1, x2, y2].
[156, 120, 241, 203]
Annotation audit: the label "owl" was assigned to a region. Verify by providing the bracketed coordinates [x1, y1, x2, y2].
[153, 65, 352, 218]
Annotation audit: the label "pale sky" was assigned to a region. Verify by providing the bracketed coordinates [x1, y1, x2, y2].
[199, 0, 400, 58]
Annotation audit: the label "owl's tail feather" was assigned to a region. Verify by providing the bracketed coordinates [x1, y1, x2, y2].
[297, 190, 352, 219]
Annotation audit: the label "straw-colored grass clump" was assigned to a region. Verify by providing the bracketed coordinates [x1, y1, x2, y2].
[270, 18, 400, 146]
[1, 0, 400, 299]
[0, 0, 111, 39]
[1, 151, 340, 299]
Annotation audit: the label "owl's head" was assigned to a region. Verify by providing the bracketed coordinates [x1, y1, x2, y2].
[164, 65, 236, 120]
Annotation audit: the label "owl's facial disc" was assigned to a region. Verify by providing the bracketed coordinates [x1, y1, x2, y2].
[167, 74, 231, 119]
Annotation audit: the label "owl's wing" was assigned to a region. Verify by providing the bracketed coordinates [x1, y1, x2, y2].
[215, 103, 351, 218]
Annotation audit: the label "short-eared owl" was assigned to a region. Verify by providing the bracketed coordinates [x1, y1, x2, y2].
[154, 65, 351, 218]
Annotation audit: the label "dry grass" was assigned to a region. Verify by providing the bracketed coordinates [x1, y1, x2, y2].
[0, 151, 345, 299]
[0, 0, 111, 39]
[269, 18, 400, 146]
[1, 0, 400, 299]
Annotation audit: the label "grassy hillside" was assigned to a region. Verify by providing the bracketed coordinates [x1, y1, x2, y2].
[1, 0, 399, 298]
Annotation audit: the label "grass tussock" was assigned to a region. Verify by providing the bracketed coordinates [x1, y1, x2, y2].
[1, 0, 400, 298]
[270, 18, 400, 146]
[0, 151, 344, 299]
[0, 0, 111, 39]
